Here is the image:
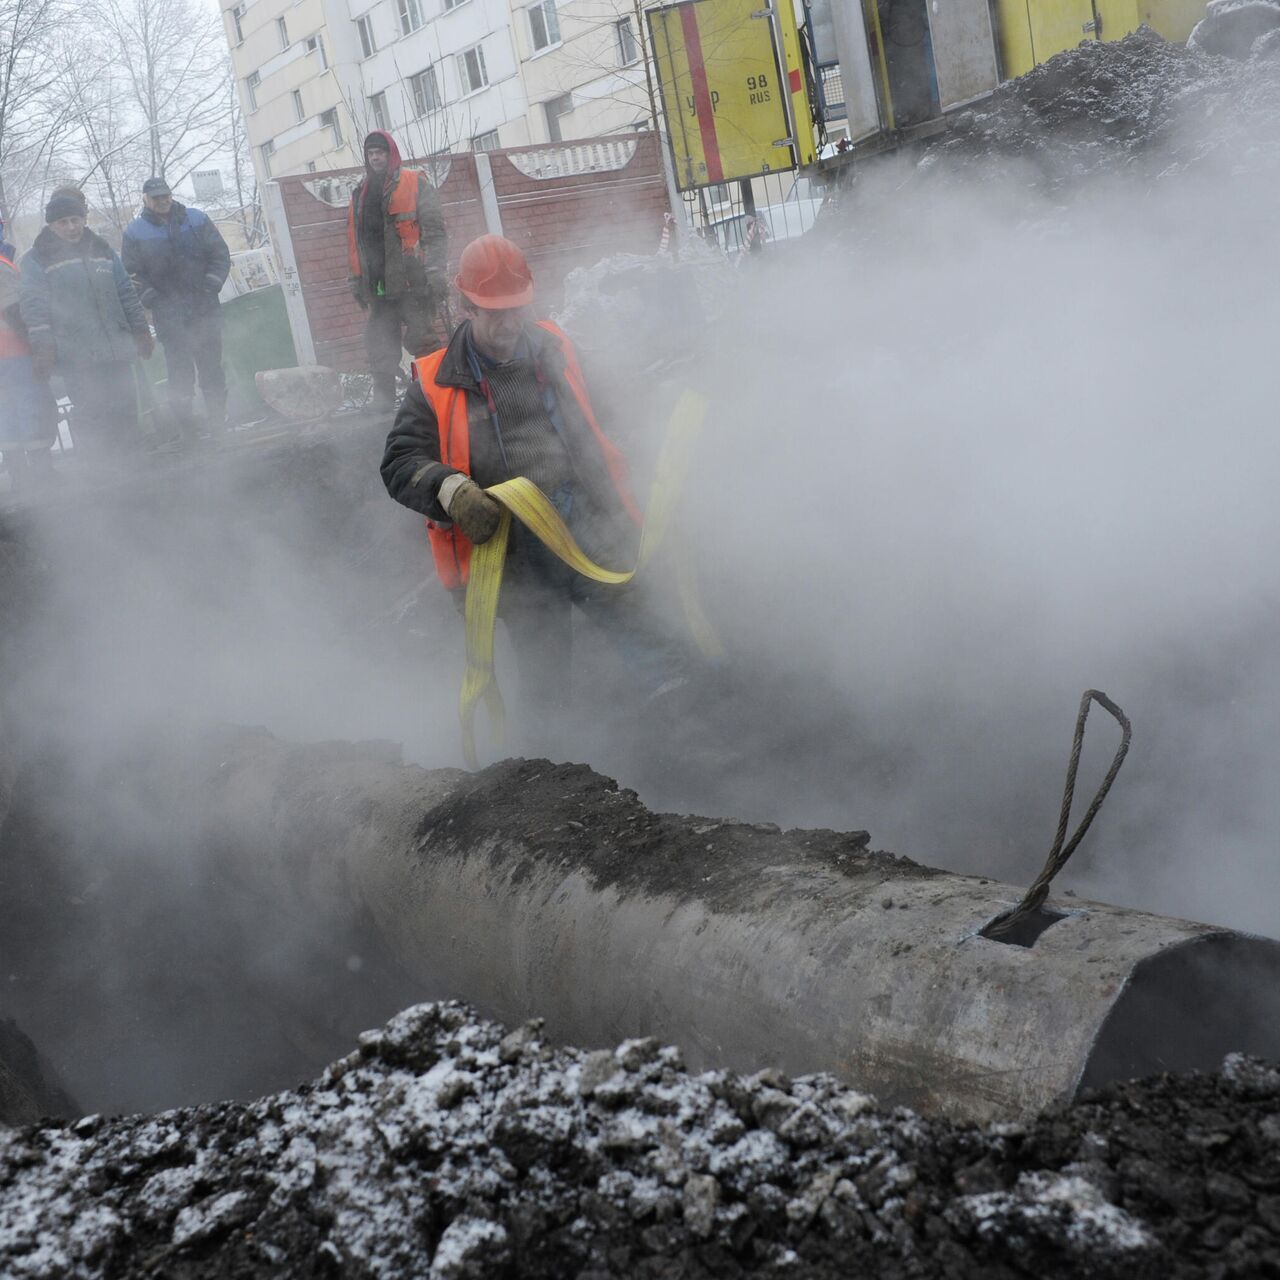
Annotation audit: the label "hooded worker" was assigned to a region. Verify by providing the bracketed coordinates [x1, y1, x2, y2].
[122, 176, 231, 443]
[380, 234, 689, 739]
[348, 130, 448, 411]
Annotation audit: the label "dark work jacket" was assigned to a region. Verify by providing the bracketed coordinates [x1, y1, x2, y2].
[121, 202, 230, 335]
[381, 320, 635, 567]
[20, 228, 149, 369]
[347, 131, 447, 303]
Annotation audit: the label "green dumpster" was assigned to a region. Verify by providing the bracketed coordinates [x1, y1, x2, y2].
[140, 284, 298, 426]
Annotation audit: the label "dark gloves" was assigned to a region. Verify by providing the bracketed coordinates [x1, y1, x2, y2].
[134, 329, 155, 360]
[203, 273, 224, 294]
[30, 348, 55, 381]
[350, 277, 369, 310]
[447, 478, 502, 545]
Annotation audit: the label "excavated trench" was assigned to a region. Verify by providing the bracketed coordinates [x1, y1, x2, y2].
[1, 431, 1280, 1275]
[4, 31, 1280, 1275]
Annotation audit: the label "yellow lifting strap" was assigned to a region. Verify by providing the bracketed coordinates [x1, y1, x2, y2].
[460, 388, 722, 769]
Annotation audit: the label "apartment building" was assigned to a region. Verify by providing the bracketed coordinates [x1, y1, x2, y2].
[222, 0, 654, 188]
[223, 0, 366, 178]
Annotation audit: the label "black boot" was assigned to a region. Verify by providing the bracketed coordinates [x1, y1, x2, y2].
[203, 393, 228, 445]
[3, 449, 28, 490]
[27, 447, 55, 487]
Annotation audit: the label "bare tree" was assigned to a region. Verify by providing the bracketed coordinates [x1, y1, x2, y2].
[54, 34, 153, 235]
[206, 79, 264, 248]
[0, 0, 71, 224]
[91, 0, 233, 186]
[525, 0, 660, 139]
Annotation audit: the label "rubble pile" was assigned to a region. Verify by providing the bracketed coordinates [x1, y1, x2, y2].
[2, 1001, 1279, 1279]
[926, 26, 1280, 187]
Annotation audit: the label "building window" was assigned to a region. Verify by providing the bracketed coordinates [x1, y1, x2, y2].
[410, 65, 441, 115]
[276, 15, 289, 48]
[306, 161, 318, 173]
[706, 182, 729, 205]
[305, 34, 328, 69]
[245, 71, 260, 112]
[457, 44, 488, 95]
[357, 14, 376, 58]
[544, 91, 572, 142]
[369, 92, 389, 130]
[398, 0, 423, 35]
[260, 140, 275, 178]
[472, 128, 500, 151]
[444, 0, 468, 10]
[292, 89, 305, 121]
[231, 3, 245, 44]
[616, 16, 639, 65]
[528, 0, 560, 51]
[320, 107, 343, 147]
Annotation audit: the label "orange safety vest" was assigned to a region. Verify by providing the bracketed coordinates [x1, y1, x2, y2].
[414, 321, 641, 590]
[0, 253, 30, 359]
[347, 169, 424, 278]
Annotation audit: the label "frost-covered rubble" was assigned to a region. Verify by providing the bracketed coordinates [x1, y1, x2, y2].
[924, 27, 1280, 188]
[2, 1001, 1279, 1278]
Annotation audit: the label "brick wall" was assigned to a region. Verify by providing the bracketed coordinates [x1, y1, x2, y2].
[272, 133, 670, 372]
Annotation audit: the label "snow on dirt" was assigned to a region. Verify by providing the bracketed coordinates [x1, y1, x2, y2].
[2, 1001, 1279, 1279]
[908, 26, 1280, 191]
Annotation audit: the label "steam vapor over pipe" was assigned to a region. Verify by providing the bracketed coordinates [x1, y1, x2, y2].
[192, 728, 1280, 1122]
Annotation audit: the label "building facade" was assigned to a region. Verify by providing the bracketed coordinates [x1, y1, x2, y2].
[222, 0, 654, 186]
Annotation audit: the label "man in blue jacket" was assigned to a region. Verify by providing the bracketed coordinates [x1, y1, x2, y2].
[122, 177, 231, 442]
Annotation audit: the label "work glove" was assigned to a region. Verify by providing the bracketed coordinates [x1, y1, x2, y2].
[445, 477, 502, 546]
[134, 329, 155, 360]
[350, 278, 369, 310]
[203, 273, 223, 294]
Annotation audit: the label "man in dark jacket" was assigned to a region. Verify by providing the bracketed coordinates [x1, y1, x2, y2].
[122, 177, 231, 440]
[381, 235, 686, 738]
[348, 131, 448, 411]
[21, 192, 154, 463]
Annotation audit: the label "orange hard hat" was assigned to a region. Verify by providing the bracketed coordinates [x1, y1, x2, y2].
[454, 234, 534, 309]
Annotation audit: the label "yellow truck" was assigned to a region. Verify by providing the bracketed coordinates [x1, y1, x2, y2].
[647, 0, 1208, 194]
[825, 0, 1207, 141]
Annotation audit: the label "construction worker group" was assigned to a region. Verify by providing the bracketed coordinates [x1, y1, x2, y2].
[1, 177, 235, 483]
[3, 129, 685, 730]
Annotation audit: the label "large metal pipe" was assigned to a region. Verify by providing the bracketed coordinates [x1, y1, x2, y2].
[193, 728, 1280, 1122]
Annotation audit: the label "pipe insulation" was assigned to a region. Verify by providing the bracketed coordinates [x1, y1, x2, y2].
[182, 727, 1280, 1122]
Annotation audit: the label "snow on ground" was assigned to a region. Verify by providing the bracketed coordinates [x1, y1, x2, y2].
[2, 1001, 1279, 1278]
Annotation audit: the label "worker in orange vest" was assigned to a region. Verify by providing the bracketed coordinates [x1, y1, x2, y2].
[380, 234, 688, 733]
[347, 131, 448, 411]
[0, 224, 56, 488]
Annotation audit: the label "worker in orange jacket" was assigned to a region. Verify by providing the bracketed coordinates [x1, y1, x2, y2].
[380, 234, 689, 732]
[347, 131, 448, 411]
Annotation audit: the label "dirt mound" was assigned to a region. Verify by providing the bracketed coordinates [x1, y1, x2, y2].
[0, 1019, 77, 1128]
[922, 27, 1280, 188]
[2, 1001, 1278, 1278]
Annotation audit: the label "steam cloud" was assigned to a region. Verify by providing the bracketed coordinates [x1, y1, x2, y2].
[3, 41, 1279, 1114]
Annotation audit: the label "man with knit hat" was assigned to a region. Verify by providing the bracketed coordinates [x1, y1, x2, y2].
[347, 131, 447, 411]
[122, 176, 230, 442]
[21, 189, 153, 466]
[381, 234, 687, 738]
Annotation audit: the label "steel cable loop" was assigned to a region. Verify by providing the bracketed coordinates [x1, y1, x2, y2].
[985, 689, 1132, 939]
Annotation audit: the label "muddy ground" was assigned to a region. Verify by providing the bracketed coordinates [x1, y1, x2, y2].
[2, 1001, 1279, 1279]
